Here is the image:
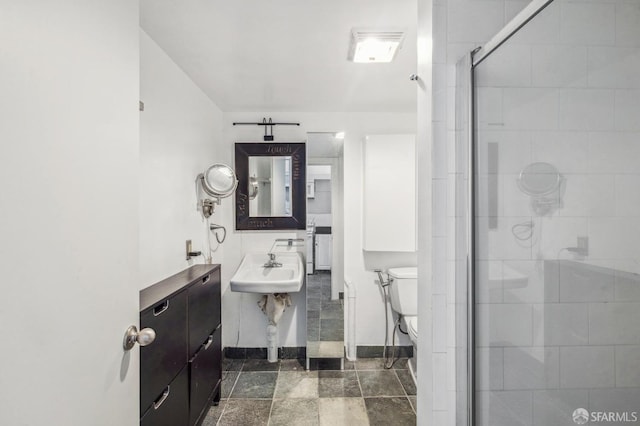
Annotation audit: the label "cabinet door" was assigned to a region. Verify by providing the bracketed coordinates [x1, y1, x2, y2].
[140, 290, 188, 412]
[188, 268, 221, 357]
[140, 366, 189, 426]
[189, 327, 222, 426]
[315, 234, 332, 270]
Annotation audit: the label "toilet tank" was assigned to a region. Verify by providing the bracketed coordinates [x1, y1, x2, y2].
[387, 267, 418, 316]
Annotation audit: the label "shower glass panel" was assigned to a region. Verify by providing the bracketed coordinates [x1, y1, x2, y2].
[472, 0, 640, 425]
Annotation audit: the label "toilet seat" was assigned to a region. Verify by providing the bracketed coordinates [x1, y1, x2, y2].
[406, 316, 418, 342]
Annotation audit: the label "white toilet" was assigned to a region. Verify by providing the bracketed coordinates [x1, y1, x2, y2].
[387, 267, 418, 384]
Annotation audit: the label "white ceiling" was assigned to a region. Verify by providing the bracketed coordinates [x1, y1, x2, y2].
[140, 0, 417, 113]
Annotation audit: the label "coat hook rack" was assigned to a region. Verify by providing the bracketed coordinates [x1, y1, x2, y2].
[232, 117, 300, 141]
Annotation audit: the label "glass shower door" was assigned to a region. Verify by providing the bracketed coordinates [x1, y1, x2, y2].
[472, 0, 640, 425]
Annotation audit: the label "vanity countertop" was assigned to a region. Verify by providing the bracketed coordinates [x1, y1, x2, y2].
[140, 264, 220, 312]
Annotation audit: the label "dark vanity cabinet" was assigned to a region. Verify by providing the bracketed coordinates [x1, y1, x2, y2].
[139, 265, 222, 426]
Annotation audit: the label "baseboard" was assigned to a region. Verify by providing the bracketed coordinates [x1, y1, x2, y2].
[223, 345, 412, 359]
[224, 346, 306, 359]
[356, 345, 413, 358]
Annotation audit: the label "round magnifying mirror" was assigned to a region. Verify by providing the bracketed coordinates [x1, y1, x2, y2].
[517, 162, 561, 196]
[201, 163, 238, 198]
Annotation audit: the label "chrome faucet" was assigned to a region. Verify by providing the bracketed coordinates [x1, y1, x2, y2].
[264, 252, 282, 268]
[263, 238, 303, 268]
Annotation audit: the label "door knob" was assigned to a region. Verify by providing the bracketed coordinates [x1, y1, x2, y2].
[123, 325, 156, 351]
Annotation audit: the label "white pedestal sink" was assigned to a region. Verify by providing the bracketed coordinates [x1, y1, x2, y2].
[230, 251, 304, 363]
[230, 252, 304, 293]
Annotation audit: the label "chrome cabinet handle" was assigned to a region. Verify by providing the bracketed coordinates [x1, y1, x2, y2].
[123, 326, 156, 351]
[153, 300, 169, 316]
[153, 386, 170, 410]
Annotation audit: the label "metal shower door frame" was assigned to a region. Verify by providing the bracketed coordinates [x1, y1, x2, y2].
[464, 0, 555, 424]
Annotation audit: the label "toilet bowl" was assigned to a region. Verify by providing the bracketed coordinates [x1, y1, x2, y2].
[387, 267, 418, 384]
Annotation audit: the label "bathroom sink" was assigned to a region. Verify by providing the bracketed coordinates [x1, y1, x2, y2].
[230, 252, 304, 293]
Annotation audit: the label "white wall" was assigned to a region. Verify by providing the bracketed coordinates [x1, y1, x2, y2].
[219, 112, 416, 349]
[139, 30, 226, 288]
[0, 2, 140, 424]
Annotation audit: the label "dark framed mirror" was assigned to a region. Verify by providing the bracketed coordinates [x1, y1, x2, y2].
[235, 142, 306, 230]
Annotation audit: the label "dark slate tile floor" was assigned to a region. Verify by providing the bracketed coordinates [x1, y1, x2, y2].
[203, 357, 417, 425]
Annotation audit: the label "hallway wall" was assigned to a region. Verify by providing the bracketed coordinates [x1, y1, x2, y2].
[139, 30, 225, 289]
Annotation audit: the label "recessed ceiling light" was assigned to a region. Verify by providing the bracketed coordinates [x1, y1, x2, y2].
[348, 29, 405, 63]
[335, 132, 345, 139]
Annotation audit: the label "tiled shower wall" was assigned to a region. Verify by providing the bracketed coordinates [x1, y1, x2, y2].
[432, 0, 532, 424]
[472, 1, 640, 425]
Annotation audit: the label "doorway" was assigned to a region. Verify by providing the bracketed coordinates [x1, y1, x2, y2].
[305, 132, 345, 366]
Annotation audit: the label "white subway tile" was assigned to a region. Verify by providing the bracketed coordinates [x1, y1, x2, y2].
[531, 46, 588, 88]
[433, 179, 447, 236]
[533, 303, 589, 346]
[433, 4, 447, 64]
[447, 85, 456, 131]
[560, 346, 615, 389]
[558, 260, 615, 303]
[615, 90, 640, 131]
[434, 88, 447, 123]
[503, 347, 559, 390]
[503, 88, 559, 130]
[615, 174, 640, 217]
[531, 131, 589, 175]
[477, 304, 533, 347]
[501, 174, 533, 217]
[476, 87, 504, 131]
[433, 237, 447, 295]
[433, 121, 447, 179]
[558, 89, 614, 131]
[558, 174, 615, 218]
[589, 388, 640, 415]
[433, 353, 448, 410]
[615, 346, 640, 387]
[615, 266, 640, 302]
[477, 347, 504, 391]
[589, 302, 640, 345]
[616, 3, 640, 47]
[560, 2, 615, 45]
[589, 217, 640, 261]
[502, 261, 548, 304]
[433, 295, 447, 352]
[476, 43, 531, 88]
[588, 132, 640, 174]
[448, 1, 505, 44]
[447, 349, 457, 391]
[477, 390, 533, 426]
[532, 390, 589, 426]
[588, 47, 640, 89]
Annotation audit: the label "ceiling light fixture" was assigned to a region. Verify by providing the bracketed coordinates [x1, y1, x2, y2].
[348, 29, 405, 63]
